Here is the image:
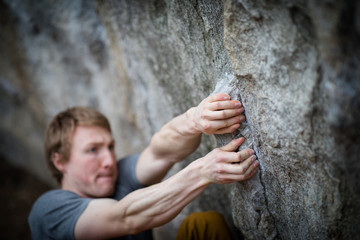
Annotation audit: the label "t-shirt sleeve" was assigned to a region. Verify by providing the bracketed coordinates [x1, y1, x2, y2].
[28, 190, 91, 240]
[112, 153, 146, 200]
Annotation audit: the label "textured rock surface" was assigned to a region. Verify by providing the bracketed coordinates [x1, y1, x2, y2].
[0, 0, 359, 239]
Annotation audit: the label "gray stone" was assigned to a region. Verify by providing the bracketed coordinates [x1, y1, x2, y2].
[0, 0, 359, 239]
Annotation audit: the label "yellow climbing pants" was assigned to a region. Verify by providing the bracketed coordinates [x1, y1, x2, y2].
[175, 211, 232, 240]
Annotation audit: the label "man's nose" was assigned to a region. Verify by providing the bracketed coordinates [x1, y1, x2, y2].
[102, 149, 116, 168]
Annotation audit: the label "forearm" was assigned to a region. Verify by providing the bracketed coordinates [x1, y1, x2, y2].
[136, 108, 202, 185]
[149, 107, 202, 163]
[120, 160, 208, 232]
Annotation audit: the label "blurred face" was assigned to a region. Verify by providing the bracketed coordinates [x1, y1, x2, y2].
[61, 125, 118, 198]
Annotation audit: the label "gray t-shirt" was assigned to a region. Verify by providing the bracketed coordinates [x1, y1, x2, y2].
[28, 154, 153, 240]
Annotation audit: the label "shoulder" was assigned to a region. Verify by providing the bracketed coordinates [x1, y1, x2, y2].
[29, 189, 92, 239]
[32, 189, 88, 210]
[30, 189, 91, 216]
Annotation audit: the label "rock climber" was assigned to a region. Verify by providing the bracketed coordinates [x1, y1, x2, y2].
[28, 93, 259, 240]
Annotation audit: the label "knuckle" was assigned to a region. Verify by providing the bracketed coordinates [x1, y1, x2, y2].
[238, 175, 245, 181]
[215, 166, 225, 174]
[216, 102, 221, 109]
[239, 166, 246, 175]
[213, 154, 222, 163]
[234, 152, 241, 162]
[226, 118, 233, 127]
[200, 121, 211, 134]
[200, 113, 207, 121]
[216, 175, 227, 183]
[203, 122, 211, 130]
[239, 151, 247, 160]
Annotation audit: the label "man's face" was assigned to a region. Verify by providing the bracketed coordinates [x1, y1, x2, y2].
[61, 125, 118, 198]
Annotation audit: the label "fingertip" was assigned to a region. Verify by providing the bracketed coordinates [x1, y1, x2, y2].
[231, 123, 241, 131]
[238, 137, 245, 144]
[234, 100, 242, 107]
[231, 137, 245, 148]
[214, 93, 230, 101]
[223, 94, 230, 100]
[230, 137, 242, 145]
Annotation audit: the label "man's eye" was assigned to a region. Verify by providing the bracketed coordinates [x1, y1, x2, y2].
[89, 147, 97, 153]
[108, 144, 115, 151]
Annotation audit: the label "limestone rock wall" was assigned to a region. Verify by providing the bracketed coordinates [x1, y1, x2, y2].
[0, 0, 359, 239]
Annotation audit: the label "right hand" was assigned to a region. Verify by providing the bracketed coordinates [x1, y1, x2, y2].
[188, 93, 245, 135]
[199, 138, 259, 184]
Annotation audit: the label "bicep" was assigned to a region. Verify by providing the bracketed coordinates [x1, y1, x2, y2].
[74, 199, 129, 240]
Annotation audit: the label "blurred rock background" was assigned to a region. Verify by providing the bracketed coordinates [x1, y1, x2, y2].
[0, 0, 359, 239]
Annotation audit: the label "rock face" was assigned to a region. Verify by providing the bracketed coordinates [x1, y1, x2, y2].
[1, 0, 359, 239]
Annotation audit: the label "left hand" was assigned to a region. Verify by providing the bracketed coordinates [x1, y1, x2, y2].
[188, 93, 245, 135]
[198, 137, 259, 184]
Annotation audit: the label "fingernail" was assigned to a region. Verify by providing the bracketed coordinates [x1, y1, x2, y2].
[249, 149, 255, 155]
[236, 108, 244, 113]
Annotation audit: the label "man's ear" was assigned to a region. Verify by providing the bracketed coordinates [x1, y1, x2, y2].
[51, 152, 67, 173]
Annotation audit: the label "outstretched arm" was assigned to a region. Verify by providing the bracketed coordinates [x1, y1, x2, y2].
[74, 138, 259, 240]
[136, 93, 246, 185]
